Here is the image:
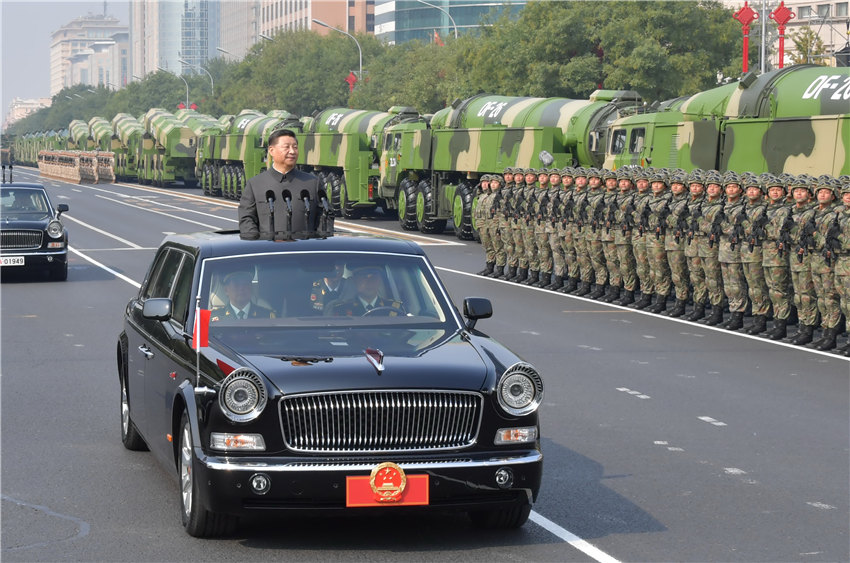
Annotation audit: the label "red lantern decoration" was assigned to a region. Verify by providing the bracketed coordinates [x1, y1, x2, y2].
[734, 1, 759, 73]
[770, 1, 796, 69]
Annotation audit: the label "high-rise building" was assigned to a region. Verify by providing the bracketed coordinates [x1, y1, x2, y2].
[3, 98, 52, 130]
[220, 1, 262, 60]
[374, 0, 525, 45]
[49, 14, 127, 95]
[260, 0, 375, 38]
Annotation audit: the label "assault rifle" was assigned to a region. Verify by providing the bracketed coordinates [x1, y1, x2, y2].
[638, 203, 651, 236]
[604, 197, 618, 234]
[655, 201, 671, 240]
[824, 212, 841, 266]
[797, 215, 817, 263]
[622, 200, 636, 235]
[748, 205, 769, 252]
[490, 191, 502, 219]
[674, 205, 690, 244]
[591, 198, 605, 234]
[777, 211, 794, 258]
[563, 195, 575, 225]
[729, 210, 746, 251]
[576, 198, 589, 229]
[687, 204, 702, 245]
[536, 192, 550, 225]
[708, 209, 725, 249]
[549, 192, 561, 227]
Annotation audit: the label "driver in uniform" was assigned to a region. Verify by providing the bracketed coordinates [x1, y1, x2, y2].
[326, 266, 404, 316]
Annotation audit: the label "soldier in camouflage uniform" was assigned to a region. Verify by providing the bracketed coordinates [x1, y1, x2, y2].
[586, 169, 608, 299]
[599, 169, 622, 302]
[696, 171, 727, 326]
[544, 169, 566, 289]
[684, 170, 708, 321]
[738, 174, 771, 334]
[718, 171, 748, 330]
[499, 168, 518, 280]
[475, 175, 495, 276]
[645, 171, 673, 314]
[487, 175, 508, 279]
[519, 169, 539, 284]
[760, 175, 794, 340]
[629, 168, 655, 309]
[613, 167, 637, 305]
[508, 170, 529, 282]
[663, 171, 691, 317]
[558, 168, 580, 293]
[805, 178, 841, 351]
[834, 180, 850, 355]
[786, 176, 819, 345]
[571, 168, 594, 296]
[532, 169, 553, 287]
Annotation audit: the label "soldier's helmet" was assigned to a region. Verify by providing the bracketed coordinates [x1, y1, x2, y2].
[722, 170, 741, 185]
[503, 167, 513, 175]
[841, 179, 850, 195]
[602, 168, 617, 181]
[586, 168, 602, 179]
[705, 170, 724, 185]
[649, 171, 668, 185]
[687, 169, 705, 185]
[633, 167, 651, 181]
[816, 177, 840, 199]
[759, 173, 780, 191]
[573, 167, 587, 178]
[789, 175, 814, 194]
[670, 171, 688, 185]
[561, 166, 575, 178]
[491, 175, 505, 187]
[615, 167, 631, 181]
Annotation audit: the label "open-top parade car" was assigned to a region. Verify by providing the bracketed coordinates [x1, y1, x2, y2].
[118, 231, 543, 537]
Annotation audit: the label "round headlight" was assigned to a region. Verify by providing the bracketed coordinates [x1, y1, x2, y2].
[218, 369, 267, 423]
[47, 220, 63, 239]
[496, 362, 543, 417]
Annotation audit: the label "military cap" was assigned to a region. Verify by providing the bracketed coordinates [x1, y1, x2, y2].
[479, 174, 491, 182]
[223, 269, 254, 285]
[814, 182, 838, 199]
[687, 169, 705, 184]
[523, 168, 537, 175]
[614, 167, 630, 180]
[761, 173, 781, 188]
[538, 168, 551, 176]
[602, 168, 617, 180]
[838, 174, 850, 184]
[740, 172, 759, 186]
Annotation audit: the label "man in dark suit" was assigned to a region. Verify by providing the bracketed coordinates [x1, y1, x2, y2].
[238, 129, 320, 239]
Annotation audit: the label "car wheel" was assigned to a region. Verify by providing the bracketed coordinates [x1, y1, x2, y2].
[178, 411, 237, 537]
[469, 503, 531, 529]
[120, 369, 147, 451]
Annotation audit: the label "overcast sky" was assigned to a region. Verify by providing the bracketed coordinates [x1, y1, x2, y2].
[1, 0, 130, 125]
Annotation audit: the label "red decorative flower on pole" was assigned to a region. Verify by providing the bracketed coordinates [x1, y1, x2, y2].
[734, 1, 759, 73]
[770, 1, 796, 69]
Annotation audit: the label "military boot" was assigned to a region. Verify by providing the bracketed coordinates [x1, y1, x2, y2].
[536, 272, 552, 288]
[487, 265, 503, 278]
[686, 302, 706, 322]
[572, 281, 591, 296]
[744, 315, 768, 335]
[560, 277, 578, 293]
[839, 339, 850, 356]
[509, 267, 527, 283]
[702, 306, 724, 326]
[811, 328, 838, 351]
[665, 299, 687, 318]
[477, 262, 494, 276]
[521, 269, 539, 285]
[588, 283, 607, 299]
[631, 292, 654, 310]
[544, 275, 562, 290]
[599, 285, 620, 303]
[766, 318, 787, 340]
[501, 265, 516, 280]
[614, 289, 634, 306]
[722, 312, 744, 331]
[789, 324, 815, 345]
[648, 293, 667, 314]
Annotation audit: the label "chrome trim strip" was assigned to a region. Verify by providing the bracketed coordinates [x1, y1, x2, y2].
[199, 451, 542, 472]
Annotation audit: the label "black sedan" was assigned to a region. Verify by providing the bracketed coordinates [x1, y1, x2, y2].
[118, 231, 543, 537]
[0, 182, 69, 280]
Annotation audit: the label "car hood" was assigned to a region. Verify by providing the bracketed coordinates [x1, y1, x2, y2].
[1, 217, 53, 229]
[241, 334, 488, 395]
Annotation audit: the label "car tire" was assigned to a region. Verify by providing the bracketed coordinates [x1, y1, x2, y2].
[452, 183, 475, 240]
[179, 411, 238, 538]
[415, 180, 447, 234]
[397, 178, 418, 231]
[119, 357, 147, 451]
[469, 502, 531, 529]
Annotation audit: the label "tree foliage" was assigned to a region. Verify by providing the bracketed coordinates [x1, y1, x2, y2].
[789, 26, 829, 65]
[8, 1, 755, 135]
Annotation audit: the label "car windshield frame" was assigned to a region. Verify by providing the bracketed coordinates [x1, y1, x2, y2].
[0, 187, 52, 218]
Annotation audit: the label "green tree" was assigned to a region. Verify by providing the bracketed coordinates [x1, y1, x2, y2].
[789, 26, 828, 65]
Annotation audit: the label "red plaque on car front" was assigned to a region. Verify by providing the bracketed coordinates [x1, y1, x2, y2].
[346, 462, 429, 507]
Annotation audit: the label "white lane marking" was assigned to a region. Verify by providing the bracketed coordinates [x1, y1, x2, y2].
[577, 344, 603, 351]
[675, 373, 696, 379]
[68, 247, 141, 289]
[94, 194, 221, 229]
[654, 441, 684, 451]
[723, 467, 747, 475]
[698, 416, 727, 427]
[520, 330, 541, 336]
[654, 441, 668, 445]
[806, 502, 836, 510]
[84, 184, 239, 222]
[62, 215, 143, 248]
[641, 334, 655, 339]
[617, 387, 651, 399]
[529, 511, 622, 563]
[679, 331, 705, 337]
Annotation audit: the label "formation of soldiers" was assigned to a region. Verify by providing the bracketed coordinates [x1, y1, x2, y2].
[473, 166, 850, 355]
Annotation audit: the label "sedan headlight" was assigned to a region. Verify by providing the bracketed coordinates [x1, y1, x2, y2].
[218, 369, 267, 423]
[496, 362, 543, 417]
[47, 220, 63, 239]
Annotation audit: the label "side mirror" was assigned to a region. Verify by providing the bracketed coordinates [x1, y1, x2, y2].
[463, 297, 492, 331]
[143, 298, 173, 321]
[56, 203, 69, 217]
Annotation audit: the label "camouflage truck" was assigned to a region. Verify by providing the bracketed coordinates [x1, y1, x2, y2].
[380, 90, 642, 236]
[196, 109, 301, 199]
[297, 106, 424, 218]
[111, 113, 147, 181]
[142, 108, 198, 187]
[603, 64, 850, 175]
[89, 117, 117, 152]
[68, 120, 92, 150]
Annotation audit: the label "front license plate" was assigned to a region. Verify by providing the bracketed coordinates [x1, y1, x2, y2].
[0, 256, 25, 266]
[345, 474, 429, 507]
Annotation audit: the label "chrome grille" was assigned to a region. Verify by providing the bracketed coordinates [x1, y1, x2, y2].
[1, 230, 43, 250]
[279, 390, 483, 453]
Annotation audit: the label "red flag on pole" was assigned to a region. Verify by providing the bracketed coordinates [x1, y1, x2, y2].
[433, 29, 444, 47]
[344, 71, 358, 92]
[193, 307, 210, 349]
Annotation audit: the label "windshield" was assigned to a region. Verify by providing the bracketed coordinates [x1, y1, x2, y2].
[196, 251, 460, 356]
[0, 188, 51, 218]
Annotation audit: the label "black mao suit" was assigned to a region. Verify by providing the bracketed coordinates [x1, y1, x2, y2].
[238, 166, 320, 239]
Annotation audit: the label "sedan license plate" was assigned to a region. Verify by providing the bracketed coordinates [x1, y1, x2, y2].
[1, 256, 25, 267]
[346, 462, 429, 507]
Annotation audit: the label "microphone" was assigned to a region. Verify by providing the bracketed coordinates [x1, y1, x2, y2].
[300, 189, 312, 227]
[265, 190, 276, 215]
[281, 189, 293, 214]
[317, 189, 331, 214]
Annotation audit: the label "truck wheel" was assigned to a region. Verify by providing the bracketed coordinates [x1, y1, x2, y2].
[329, 173, 343, 217]
[452, 182, 475, 240]
[340, 176, 361, 219]
[415, 180, 446, 234]
[235, 167, 245, 199]
[397, 178, 418, 231]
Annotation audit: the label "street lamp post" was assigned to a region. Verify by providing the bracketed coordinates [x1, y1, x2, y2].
[312, 18, 362, 83]
[414, 0, 458, 39]
[178, 58, 214, 96]
[216, 46, 235, 59]
[157, 66, 190, 109]
[259, 33, 273, 41]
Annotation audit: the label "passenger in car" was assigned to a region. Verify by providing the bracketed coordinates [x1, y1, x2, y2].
[211, 270, 276, 321]
[325, 266, 405, 316]
[309, 260, 348, 313]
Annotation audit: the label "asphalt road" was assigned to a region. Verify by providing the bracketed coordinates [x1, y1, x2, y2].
[2, 168, 848, 562]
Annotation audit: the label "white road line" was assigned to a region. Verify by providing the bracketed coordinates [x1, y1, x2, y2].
[62, 215, 143, 249]
[69, 247, 141, 289]
[723, 467, 747, 475]
[529, 511, 622, 563]
[806, 501, 836, 510]
[698, 416, 728, 427]
[80, 184, 240, 222]
[94, 194, 221, 229]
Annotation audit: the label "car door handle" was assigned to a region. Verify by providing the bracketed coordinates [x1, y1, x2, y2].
[138, 345, 154, 359]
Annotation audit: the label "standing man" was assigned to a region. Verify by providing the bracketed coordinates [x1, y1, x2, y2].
[499, 168, 519, 280]
[646, 171, 673, 313]
[833, 179, 850, 355]
[487, 175, 508, 279]
[718, 171, 748, 330]
[599, 169, 622, 302]
[586, 169, 609, 299]
[532, 169, 553, 286]
[613, 167, 638, 305]
[684, 170, 708, 321]
[786, 175, 819, 345]
[571, 169, 594, 296]
[663, 171, 691, 317]
[761, 175, 794, 340]
[807, 178, 841, 350]
[475, 175, 495, 276]
[739, 174, 771, 334]
[544, 169, 566, 289]
[239, 129, 320, 239]
[630, 168, 655, 309]
[697, 171, 727, 326]
[558, 168, 580, 293]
